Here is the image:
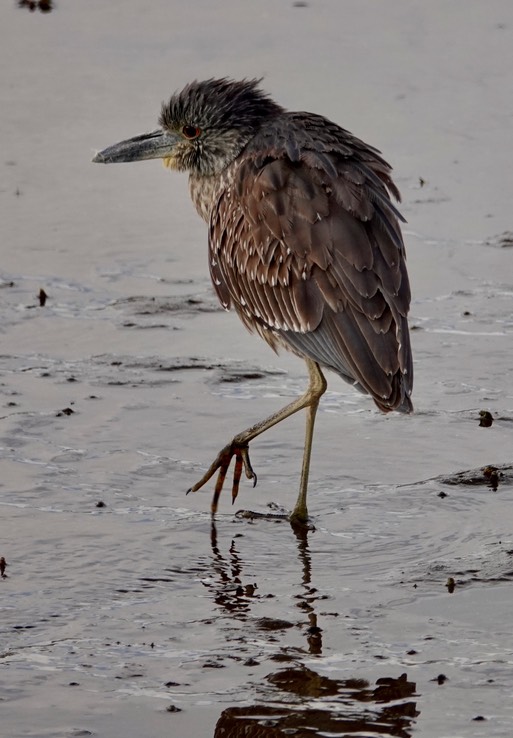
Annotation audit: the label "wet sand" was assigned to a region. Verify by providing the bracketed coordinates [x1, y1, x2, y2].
[1, 1, 513, 736]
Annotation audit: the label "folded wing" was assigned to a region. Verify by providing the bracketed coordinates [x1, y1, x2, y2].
[208, 114, 413, 412]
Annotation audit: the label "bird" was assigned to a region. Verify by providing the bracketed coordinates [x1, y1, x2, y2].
[93, 78, 413, 524]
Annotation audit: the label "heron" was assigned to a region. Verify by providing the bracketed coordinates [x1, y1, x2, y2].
[93, 78, 413, 524]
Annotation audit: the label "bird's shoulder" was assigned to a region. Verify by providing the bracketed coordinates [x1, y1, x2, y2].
[208, 110, 410, 333]
[212, 112, 405, 255]
[210, 111, 407, 281]
[242, 111, 402, 204]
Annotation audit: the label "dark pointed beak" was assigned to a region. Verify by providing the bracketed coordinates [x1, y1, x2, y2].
[92, 129, 181, 164]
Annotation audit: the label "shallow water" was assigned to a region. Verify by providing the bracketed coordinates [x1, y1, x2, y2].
[1, 1, 513, 736]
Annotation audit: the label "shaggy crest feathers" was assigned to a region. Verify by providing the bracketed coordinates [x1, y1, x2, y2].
[157, 78, 284, 176]
[159, 78, 284, 134]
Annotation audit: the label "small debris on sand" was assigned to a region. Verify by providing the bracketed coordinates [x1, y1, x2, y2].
[479, 410, 493, 428]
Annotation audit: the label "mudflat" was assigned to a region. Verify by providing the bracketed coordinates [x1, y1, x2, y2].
[1, 2, 512, 736]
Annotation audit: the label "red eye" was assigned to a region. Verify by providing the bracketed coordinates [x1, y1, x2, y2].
[182, 125, 201, 139]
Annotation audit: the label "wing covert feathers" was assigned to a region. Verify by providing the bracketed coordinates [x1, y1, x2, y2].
[208, 112, 413, 412]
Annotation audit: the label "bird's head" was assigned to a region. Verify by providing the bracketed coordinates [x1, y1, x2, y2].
[93, 78, 283, 176]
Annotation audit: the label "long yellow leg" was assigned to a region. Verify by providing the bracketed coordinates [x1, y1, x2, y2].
[188, 359, 327, 523]
[290, 392, 323, 522]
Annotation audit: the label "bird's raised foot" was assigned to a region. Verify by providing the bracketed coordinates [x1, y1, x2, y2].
[187, 441, 257, 514]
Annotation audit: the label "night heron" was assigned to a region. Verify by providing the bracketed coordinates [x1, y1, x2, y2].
[93, 78, 413, 524]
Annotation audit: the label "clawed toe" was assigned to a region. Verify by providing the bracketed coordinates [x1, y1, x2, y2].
[187, 441, 257, 514]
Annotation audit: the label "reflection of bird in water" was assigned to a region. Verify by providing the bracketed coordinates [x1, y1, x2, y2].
[94, 78, 413, 523]
[205, 523, 258, 615]
[291, 524, 323, 655]
[204, 522, 322, 656]
[214, 671, 418, 737]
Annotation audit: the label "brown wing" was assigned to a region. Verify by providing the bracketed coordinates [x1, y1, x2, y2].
[208, 114, 413, 412]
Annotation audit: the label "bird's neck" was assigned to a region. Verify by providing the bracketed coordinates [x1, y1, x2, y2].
[188, 173, 216, 222]
[188, 171, 229, 223]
